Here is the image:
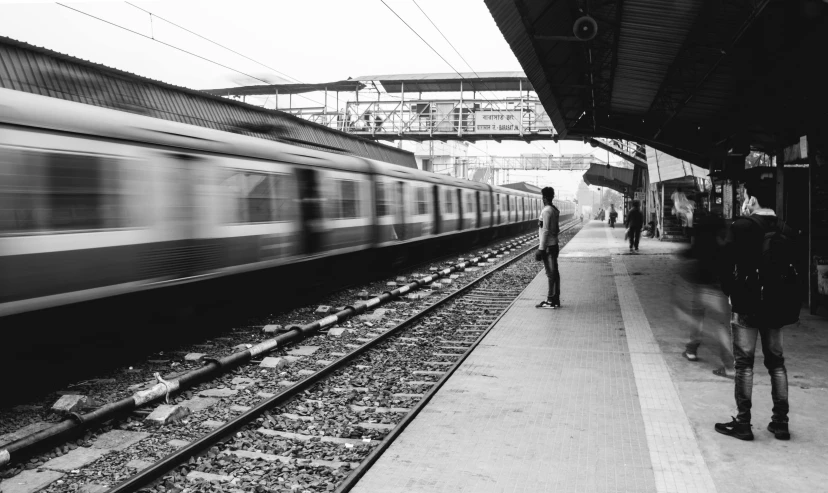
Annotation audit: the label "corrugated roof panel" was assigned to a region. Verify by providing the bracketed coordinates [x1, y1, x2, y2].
[0, 36, 414, 168]
[611, 0, 704, 115]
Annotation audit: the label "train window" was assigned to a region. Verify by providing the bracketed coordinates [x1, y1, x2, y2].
[415, 187, 428, 215]
[444, 189, 454, 214]
[376, 182, 393, 217]
[466, 193, 473, 214]
[219, 170, 294, 223]
[0, 148, 136, 233]
[336, 179, 360, 219]
[480, 194, 489, 213]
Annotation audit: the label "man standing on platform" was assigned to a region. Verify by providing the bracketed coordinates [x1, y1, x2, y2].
[715, 180, 796, 441]
[535, 187, 561, 309]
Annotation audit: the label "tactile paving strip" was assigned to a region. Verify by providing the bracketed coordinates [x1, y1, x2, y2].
[608, 228, 718, 493]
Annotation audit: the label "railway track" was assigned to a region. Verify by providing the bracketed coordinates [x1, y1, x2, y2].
[0, 221, 582, 493]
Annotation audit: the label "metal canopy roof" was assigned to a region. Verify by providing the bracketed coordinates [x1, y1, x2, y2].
[203, 80, 365, 96]
[485, 0, 828, 168]
[353, 72, 533, 93]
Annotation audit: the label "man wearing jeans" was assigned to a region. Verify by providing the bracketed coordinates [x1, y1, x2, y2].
[716, 180, 791, 441]
[535, 187, 560, 309]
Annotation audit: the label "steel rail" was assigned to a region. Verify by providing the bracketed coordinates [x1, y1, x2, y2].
[103, 221, 580, 493]
[333, 226, 561, 493]
[0, 232, 536, 468]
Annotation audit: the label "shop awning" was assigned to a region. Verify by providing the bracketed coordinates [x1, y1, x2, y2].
[582, 163, 634, 194]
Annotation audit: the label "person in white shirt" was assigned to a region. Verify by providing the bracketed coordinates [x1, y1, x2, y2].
[535, 187, 561, 308]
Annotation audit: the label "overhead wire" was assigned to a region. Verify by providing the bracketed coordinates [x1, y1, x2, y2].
[121, 2, 333, 110]
[57, 2, 332, 111]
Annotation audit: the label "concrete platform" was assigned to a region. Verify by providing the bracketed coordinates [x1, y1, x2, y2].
[352, 220, 828, 493]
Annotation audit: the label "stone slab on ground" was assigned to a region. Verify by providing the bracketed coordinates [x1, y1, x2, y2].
[202, 420, 224, 429]
[125, 459, 154, 470]
[359, 309, 387, 322]
[90, 430, 150, 451]
[259, 357, 287, 369]
[145, 405, 189, 426]
[0, 470, 64, 493]
[186, 471, 233, 483]
[183, 353, 206, 362]
[179, 397, 219, 413]
[350, 405, 409, 414]
[42, 447, 108, 471]
[230, 377, 258, 389]
[51, 394, 89, 414]
[230, 405, 251, 413]
[327, 328, 347, 337]
[198, 388, 237, 398]
[168, 439, 190, 448]
[286, 346, 320, 356]
[221, 450, 355, 469]
[257, 428, 371, 446]
[0, 422, 53, 448]
[77, 483, 109, 493]
[262, 324, 282, 335]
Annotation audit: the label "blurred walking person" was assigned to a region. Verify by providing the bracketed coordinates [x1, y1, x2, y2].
[535, 187, 561, 309]
[678, 215, 734, 378]
[624, 200, 644, 252]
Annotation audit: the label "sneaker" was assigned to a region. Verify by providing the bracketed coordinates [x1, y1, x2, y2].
[682, 350, 698, 362]
[535, 300, 555, 309]
[550, 298, 561, 309]
[767, 421, 790, 440]
[715, 417, 754, 441]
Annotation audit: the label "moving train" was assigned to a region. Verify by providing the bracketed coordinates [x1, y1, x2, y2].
[0, 88, 574, 318]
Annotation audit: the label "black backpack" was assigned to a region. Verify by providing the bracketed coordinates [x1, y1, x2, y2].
[747, 216, 800, 326]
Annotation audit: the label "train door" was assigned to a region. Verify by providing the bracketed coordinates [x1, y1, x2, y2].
[495, 193, 501, 225]
[294, 167, 322, 254]
[456, 188, 464, 230]
[432, 184, 441, 235]
[151, 152, 219, 278]
[475, 191, 482, 228]
[395, 181, 407, 241]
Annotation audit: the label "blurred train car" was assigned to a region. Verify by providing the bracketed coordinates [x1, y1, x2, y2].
[0, 88, 562, 319]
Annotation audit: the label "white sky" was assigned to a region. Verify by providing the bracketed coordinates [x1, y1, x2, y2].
[0, 0, 619, 194]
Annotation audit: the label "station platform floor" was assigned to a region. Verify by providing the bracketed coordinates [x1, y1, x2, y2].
[352, 220, 828, 493]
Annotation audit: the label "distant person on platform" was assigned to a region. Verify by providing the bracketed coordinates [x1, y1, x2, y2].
[534, 187, 561, 309]
[624, 200, 644, 252]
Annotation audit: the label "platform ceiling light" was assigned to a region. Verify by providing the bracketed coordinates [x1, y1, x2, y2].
[573, 16, 598, 41]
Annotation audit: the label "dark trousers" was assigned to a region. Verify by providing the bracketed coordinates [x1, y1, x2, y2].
[628, 228, 641, 249]
[541, 245, 560, 301]
[731, 314, 789, 424]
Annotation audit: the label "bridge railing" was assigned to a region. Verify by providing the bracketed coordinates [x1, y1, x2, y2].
[281, 98, 556, 138]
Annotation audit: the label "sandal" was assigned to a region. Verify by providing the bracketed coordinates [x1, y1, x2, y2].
[712, 367, 735, 379]
[682, 350, 698, 362]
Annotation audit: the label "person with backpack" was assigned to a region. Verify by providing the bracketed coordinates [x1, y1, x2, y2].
[715, 179, 800, 442]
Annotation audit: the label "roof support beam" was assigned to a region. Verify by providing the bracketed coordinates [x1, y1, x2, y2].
[607, 0, 622, 111]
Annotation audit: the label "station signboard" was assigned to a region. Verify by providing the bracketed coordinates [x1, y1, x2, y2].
[474, 110, 523, 134]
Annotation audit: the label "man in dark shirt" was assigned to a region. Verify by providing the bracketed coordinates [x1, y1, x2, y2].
[715, 180, 793, 441]
[624, 200, 644, 252]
